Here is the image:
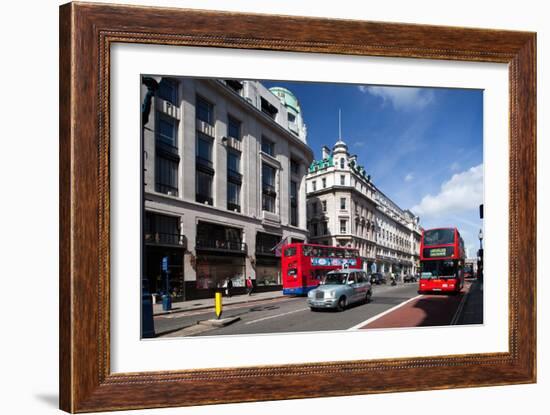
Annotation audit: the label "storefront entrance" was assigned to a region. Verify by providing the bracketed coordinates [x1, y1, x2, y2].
[255, 232, 282, 291]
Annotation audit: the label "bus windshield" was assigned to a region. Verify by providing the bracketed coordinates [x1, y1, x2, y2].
[423, 229, 455, 246]
[421, 260, 457, 279]
[324, 273, 348, 285]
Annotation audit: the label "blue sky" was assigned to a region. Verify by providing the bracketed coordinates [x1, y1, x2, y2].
[263, 80, 484, 257]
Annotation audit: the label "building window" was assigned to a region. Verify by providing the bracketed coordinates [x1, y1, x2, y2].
[227, 150, 241, 212]
[196, 132, 213, 169]
[290, 180, 298, 226]
[261, 97, 278, 119]
[227, 182, 240, 212]
[196, 96, 214, 125]
[155, 155, 178, 196]
[262, 163, 277, 213]
[290, 159, 300, 175]
[312, 223, 319, 237]
[155, 113, 179, 196]
[322, 200, 327, 212]
[322, 221, 328, 235]
[227, 115, 241, 140]
[312, 180, 317, 192]
[312, 202, 318, 215]
[158, 78, 178, 105]
[196, 171, 213, 204]
[261, 136, 275, 156]
[340, 158, 345, 169]
[322, 178, 326, 188]
[196, 132, 214, 204]
[157, 114, 177, 147]
[340, 220, 347, 234]
[340, 175, 345, 186]
[225, 79, 243, 94]
[288, 112, 296, 123]
[340, 198, 346, 210]
[145, 212, 182, 246]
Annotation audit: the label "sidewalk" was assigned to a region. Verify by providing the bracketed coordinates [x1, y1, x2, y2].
[456, 279, 484, 325]
[153, 290, 286, 316]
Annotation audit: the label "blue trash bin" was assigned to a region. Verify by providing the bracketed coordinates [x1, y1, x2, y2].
[162, 294, 172, 311]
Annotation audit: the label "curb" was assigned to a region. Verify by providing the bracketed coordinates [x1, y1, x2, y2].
[154, 294, 287, 317]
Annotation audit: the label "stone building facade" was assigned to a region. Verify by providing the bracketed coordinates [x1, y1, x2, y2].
[142, 77, 313, 300]
[306, 138, 421, 277]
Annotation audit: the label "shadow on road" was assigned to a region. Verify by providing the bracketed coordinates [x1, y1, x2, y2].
[411, 291, 465, 326]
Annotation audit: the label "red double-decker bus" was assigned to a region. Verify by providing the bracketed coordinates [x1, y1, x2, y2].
[281, 243, 362, 295]
[419, 227, 465, 294]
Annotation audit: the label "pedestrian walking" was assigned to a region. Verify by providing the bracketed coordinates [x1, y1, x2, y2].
[225, 277, 233, 298]
[246, 276, 254, 296]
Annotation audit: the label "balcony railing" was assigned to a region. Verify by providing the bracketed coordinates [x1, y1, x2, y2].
[145, 232, 185, 246]
[196, 239, 247, 253]
[256, 244, 278, 255]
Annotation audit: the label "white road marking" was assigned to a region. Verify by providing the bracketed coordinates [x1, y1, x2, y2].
[244, 308, 309, 325]
[450, 285, 471, 325]
[347, 294, 424, 330]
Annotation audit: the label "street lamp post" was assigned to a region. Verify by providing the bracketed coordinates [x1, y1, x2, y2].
[478, 229, 483, 281]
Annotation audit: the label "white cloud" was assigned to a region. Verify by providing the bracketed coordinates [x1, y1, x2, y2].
[358, 85, 435, 111]
[412, 164, 483, 217]
[404, 173, 414, 182]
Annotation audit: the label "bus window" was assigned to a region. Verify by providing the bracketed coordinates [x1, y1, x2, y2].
[284, 247, 296, 257]
[303, 245, 312, 256]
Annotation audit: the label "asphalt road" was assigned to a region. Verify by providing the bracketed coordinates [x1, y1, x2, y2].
[155, 282, 422, 337]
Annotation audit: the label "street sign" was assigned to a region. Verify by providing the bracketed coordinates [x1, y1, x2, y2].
[161, 256, 168, 272]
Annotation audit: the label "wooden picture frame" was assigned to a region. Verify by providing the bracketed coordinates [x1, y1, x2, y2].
[59, 2, 536, 412]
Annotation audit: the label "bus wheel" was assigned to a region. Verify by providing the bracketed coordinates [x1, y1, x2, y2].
[336, 296, 347, 312]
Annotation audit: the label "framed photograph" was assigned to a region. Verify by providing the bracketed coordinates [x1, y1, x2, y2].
[59, 2, 536, 412]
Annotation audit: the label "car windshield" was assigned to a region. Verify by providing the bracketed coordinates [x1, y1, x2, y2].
[421, 260, 457, 279]
[324, 273, 348, 285]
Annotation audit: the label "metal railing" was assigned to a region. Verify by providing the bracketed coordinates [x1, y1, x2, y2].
[144, 232, 185, 246]
[196, 239, 247, 253]
[256, 245, 278, 255]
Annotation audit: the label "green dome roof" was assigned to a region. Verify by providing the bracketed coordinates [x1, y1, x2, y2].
[269, 87, 301, 113]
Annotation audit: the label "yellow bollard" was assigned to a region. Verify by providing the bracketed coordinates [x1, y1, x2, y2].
[215, 291, 223, 319]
